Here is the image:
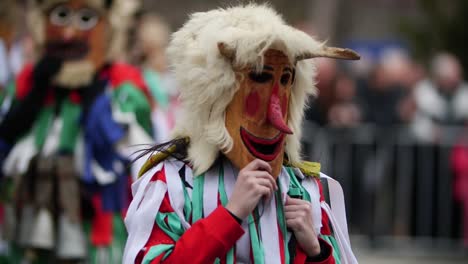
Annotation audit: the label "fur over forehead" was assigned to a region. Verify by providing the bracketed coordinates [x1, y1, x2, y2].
[168, 4, 319, 175]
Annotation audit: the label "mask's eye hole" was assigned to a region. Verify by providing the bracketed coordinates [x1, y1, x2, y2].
[291, 68, 296, 85]
[280, 73, 291, 86]
[76, 9, 99, 30]
[248, 72, 273, 83]
[50, 5, 71, 26]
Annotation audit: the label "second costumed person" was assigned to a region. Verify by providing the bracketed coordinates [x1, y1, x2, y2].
[0, 0, 153, 263]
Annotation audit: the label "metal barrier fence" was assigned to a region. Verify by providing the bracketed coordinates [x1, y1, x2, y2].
[301, 122, 466, 248]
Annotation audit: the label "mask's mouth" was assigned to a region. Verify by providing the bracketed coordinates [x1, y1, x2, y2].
[240, 127, 284, 161]
[45, 41, 89, 61]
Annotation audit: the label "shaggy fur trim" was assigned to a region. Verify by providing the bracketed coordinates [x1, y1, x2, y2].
[53, 60, 95, 88]
[27, 0, 139, 61]
[168, 4, 320, 175]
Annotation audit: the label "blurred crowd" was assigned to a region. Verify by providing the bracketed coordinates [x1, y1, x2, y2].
[3, 4, 468, 144]
[305, 48, 468, 144]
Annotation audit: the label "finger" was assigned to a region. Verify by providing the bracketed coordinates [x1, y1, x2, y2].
[284, 210, 307, 220]
[256, 178, 275, 193]
[257, 185, 273, 201]
[252, 171, 278, 190]
[244, 159, 272, 173]
[286, 218, 303, 231]
[284, 204, 311, 213]
[286, 195, 307, 205]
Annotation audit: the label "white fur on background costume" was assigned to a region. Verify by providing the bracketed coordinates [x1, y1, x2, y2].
[167, 4, 326, 175]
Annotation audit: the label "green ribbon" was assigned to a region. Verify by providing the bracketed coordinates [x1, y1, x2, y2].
[321, 235, 342, 264]
[112, 82, 153, 136]
[58, 99, 81, 152]
[192, 174, 205, 223]
[275, 183, 290, 264]
[33, 106, 54, 149]
[142, 244, 174, 264]
[155, 212, 184, 242]
[218, 165, 234, 264]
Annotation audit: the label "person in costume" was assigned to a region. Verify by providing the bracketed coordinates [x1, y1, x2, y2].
[132, 13, 180, 143]
[0, 0, 153, 263]
[124, 4, 359, 264]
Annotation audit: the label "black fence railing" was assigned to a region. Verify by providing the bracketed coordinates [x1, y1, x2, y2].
[301, 123, 466, 247]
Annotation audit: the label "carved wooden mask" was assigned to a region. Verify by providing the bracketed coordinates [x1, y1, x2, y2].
[225, 49, 295, 178]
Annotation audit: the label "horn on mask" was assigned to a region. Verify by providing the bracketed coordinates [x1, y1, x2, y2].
[296, 46, 360, 62]
[218, 42, 235, 61]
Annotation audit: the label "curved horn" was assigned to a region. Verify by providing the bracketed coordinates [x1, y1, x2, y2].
[296, 46, 360, 62]
[218, 42, 235, 60]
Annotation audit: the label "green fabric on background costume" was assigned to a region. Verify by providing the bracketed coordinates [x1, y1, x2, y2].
[143, 69, 169, 109]
[112, 82, 153, 135]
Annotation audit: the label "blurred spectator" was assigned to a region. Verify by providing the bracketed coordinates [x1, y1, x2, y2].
[0, 0, 20, 89]
[305, 58, 338, 125]
[411, 52, 468, 142]
[358, 64, 405, 126]
[133, 13, 180, 142]
[0, 1, 34, 122]
[327, 73, 362, 127]
[451, 129, 468, 248]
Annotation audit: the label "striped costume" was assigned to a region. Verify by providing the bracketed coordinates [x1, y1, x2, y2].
[124, 157, 356, 264]
[0, 63, 153, 263]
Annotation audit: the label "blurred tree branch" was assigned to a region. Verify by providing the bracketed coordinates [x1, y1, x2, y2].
[399, 0, 468, 76]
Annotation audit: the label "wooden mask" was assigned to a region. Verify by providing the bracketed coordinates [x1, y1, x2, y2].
[225, 49, 294, 178]
[44, 0, 107, 76]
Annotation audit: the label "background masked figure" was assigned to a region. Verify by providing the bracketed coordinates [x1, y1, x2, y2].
[124, 4, 359, 264]
[0, 0, 153, 263]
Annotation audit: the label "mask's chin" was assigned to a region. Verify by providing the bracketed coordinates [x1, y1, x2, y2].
[53, 60, 96, 89]
[240, 127, 284, 162]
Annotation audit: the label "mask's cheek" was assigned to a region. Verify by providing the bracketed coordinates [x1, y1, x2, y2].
[281, 91, 290, 118]
[244, 90, 260, 117]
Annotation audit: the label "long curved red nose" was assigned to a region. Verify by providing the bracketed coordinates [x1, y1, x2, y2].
[267, 93, 293, 134]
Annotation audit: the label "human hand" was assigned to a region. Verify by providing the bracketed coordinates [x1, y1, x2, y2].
[285, 196, 321, 256]
[225, 159, 277, 219]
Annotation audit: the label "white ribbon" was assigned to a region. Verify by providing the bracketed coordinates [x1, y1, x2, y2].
[123, 164, 166, 264]
[259, 194, 282, 264]
[223, 160, 251, 263]
[203, 162, 219, 219]
[320, 173, 357, 264]
[300, 172, 323, 235]
[165, 160, 191, 229]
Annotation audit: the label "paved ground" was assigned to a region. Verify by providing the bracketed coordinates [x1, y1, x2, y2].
[351, 236, 468, 264]
[356, 251, 468, 264]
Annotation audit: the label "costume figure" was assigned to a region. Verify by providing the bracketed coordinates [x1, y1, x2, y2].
[124, 4, 359, 264]
[0, 0, 152, 263]
[412, 52, 468, 142]
[133, 14, 180, 143]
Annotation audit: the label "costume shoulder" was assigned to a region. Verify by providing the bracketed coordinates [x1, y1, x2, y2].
[287, 160, 321, 178]
[107, 62, 152, 102]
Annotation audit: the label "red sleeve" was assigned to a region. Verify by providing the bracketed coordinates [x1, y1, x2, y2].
[293, 238, 335, 264]
[136, 197, 245, 263]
